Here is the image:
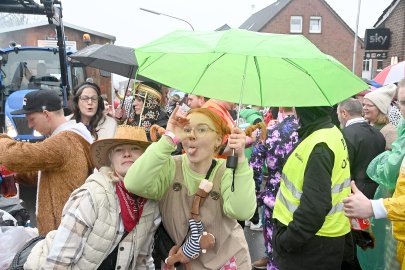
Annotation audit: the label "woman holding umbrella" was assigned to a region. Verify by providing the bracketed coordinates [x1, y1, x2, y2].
[124, 106, 256, 269]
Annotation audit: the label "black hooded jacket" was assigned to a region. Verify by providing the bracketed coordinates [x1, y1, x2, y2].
[273, 106, 345, 269]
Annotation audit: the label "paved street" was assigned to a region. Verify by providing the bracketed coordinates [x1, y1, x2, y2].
[245, 226, 266, 268]
[19, 185, 37, 227]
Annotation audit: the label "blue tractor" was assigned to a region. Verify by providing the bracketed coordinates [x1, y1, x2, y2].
[0, 0, 86, 141]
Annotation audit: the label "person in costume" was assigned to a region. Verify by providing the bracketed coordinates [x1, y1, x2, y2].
[125, 106, 256, 269]
[24, 125, 160, 269]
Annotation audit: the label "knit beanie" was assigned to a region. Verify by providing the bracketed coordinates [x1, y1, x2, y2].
[364, 84, 397, 115]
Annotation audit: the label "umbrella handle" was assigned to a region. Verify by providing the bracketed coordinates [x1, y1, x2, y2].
[226, 152, 238, 192]
[226, 152, 238, 169]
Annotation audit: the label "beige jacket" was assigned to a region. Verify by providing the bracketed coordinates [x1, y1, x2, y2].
[25, 170, 160, 269]
[66, 115, 117, 140]
[96, 115, 117, 139]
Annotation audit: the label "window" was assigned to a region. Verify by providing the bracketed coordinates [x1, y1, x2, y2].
[309, 16, 322, 33]
[376, 60, 384, 71]
[290, 16, 303, 33]
[362, 59, 371, 72]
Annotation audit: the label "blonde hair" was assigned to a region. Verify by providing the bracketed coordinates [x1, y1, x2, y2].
[99, 166, 119, 183]
[374, 112, 389, 125]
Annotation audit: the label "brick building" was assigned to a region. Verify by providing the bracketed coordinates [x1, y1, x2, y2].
[364, 0, 405, 78]
[0, 22, 116, 96]
[239, 0, 364, 76]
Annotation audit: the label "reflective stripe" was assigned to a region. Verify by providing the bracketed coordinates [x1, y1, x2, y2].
[277, 189, 298, 213]
[283, 174, 350, 198]
[328, 202, 344, 215]
[331, 178, 351, 194]
[281, 173, 302, 199]
[277, 190, 343, 216]
[278, 190, 344, 216]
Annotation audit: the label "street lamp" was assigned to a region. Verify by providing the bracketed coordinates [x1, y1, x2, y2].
[140, 7, 194, 31]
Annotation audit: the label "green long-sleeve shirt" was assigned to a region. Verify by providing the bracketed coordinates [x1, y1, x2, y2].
[124, 137, 256, 220]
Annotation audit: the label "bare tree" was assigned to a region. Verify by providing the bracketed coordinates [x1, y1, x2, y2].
[0, 13, 43, 28]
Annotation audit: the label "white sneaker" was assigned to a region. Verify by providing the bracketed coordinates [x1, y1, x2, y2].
[250, 222, 263, 231]
[245, 220, 252, 227]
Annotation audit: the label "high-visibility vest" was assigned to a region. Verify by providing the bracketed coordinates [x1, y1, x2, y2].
[273, 126, 351, 237]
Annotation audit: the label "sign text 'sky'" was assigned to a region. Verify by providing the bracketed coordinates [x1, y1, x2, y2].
[364, 28, 390, 50]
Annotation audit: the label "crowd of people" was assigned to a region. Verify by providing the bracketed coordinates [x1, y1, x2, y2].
[1, 78, 405, 270]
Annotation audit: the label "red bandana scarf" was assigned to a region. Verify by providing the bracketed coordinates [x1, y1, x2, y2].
[115, 176, 147, 232]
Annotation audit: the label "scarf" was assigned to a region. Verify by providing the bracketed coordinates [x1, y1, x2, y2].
[115, 176, 147, 232]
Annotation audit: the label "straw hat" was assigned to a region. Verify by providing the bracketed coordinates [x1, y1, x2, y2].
[135, 82, 162, 101]
[91, 125, 151, 169]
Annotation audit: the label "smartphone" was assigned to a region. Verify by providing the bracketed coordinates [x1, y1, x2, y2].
[177, 103, 191, 117]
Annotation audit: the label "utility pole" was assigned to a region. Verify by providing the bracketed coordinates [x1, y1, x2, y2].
[352, 0, 361, 74]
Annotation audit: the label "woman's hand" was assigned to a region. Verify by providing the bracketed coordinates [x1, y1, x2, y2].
[166, 105, 189, 141]
[228, 127, 246, 163]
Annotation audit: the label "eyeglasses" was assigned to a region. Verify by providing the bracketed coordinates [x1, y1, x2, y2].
[79, 96, 98, 103]
[183, 124, 216, 138]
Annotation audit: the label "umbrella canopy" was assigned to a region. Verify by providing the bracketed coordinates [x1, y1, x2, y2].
[70, 44, 138, 78]
[362, 78, 382, 88]
[135, 29, 368, 107]
[374, 60, 405, 85]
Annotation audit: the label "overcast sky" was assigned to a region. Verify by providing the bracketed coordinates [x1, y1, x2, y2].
[59, 0, 392, 47]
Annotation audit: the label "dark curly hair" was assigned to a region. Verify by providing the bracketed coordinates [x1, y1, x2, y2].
[72, 82, 105, 140]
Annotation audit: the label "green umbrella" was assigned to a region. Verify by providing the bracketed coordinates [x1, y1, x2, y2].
[135, 29, 368, 107]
